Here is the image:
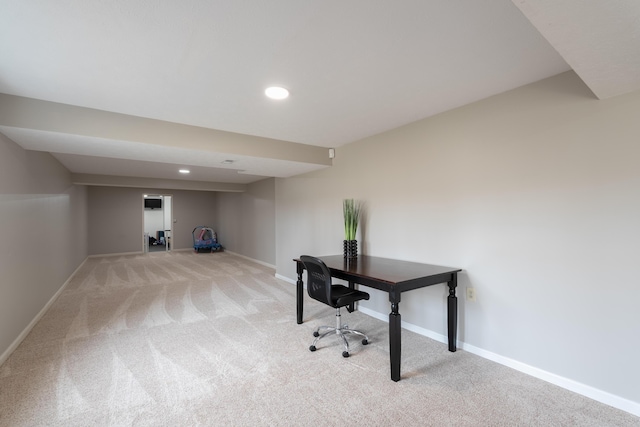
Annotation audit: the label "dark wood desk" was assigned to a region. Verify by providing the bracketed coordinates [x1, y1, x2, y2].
[294, 255, 461, 382]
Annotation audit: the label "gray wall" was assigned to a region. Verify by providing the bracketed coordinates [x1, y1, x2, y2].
[275, 71, 640, 406]
[216, 178, 276, 265]
[88, 187, 217, 255]
[0, 133, 88, 360]
[88, 181, 275, 261]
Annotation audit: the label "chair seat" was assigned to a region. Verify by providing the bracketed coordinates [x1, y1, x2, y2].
[330, 285, 370, 308]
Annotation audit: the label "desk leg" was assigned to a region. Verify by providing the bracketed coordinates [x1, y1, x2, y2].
[389, 301, 401, 381]
[296, 262, 304, 324]
[347, 281, 355, 313]
[447, 274, 458, 352]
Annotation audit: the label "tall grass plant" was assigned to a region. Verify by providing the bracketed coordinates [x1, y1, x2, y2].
[343, 199, 362, 241]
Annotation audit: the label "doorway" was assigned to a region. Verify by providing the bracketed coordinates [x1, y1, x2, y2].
[143, 194, 173, 253]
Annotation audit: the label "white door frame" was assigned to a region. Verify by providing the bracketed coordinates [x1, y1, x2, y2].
[142, 193, 173, 253]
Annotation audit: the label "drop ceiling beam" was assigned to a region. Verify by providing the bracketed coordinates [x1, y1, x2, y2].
[0, 93, 331, 166]
[72, 173, 247, 192]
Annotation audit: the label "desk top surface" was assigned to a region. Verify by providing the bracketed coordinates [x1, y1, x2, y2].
[296, 255, 461, 285]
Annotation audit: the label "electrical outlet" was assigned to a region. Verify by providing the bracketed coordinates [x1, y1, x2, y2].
[466, 287, 476, 302]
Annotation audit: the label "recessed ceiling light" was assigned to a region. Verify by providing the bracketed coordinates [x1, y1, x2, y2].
[179, 169, 190, 174]
[265, 86, 289, 100]
[221, 160, 235, 165]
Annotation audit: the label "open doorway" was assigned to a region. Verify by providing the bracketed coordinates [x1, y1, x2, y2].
[142, 194, 173, 253]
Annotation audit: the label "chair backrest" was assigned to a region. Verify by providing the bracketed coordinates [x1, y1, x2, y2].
[300, 255, 333, 306]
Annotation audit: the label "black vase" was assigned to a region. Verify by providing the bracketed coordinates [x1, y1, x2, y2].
[343, 239, 358, 259]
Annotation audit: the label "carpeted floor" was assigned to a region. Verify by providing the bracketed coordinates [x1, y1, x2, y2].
[0, 252, 637, 426]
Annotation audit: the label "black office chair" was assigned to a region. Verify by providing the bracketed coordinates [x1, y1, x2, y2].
[300, 255, 370, 358]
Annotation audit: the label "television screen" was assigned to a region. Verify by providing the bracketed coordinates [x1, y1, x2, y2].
[144, 198, 162, 209]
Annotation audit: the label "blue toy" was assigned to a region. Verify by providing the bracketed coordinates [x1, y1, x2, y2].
[192, 226, 222, 253]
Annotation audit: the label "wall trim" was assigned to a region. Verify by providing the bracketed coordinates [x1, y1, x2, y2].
[460, 341, 640, 417]
[225, 250, 276, 269]
[357, 305, 639, 417]
[277, 271, 639, 417]
[275, 273, 296, 285]
[88, 248, 192, 257]
[0, 257, 89, 367]
[88, 251, 142, 258]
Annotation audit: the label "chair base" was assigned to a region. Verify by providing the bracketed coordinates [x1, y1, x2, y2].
[309, 307, 369, 357]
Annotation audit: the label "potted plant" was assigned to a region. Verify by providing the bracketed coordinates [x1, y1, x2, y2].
[343, 199, 362, 258]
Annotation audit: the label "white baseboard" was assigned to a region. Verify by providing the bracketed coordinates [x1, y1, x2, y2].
[224, 250, 276, 269]
[275, 273, 296, 285]
[88, 251, 142, 258]
[0, 257, 89, 367]
[359, 306, 639, 417]
[460, 341, 640, 417]
[90, 248, 195, 257]
[284, 279, 639, 417]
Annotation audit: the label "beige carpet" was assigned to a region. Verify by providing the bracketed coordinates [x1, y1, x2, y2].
[0, 252, 637, 426]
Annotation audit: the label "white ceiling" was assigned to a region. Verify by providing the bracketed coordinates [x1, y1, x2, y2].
[0, 0, 638, 189]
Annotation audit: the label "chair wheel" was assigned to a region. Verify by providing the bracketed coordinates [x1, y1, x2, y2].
[342, 351, 349, 358]
[362, 339, 368, 345]
[313, 331, 319, 337]
[309, 345, 316, 352]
